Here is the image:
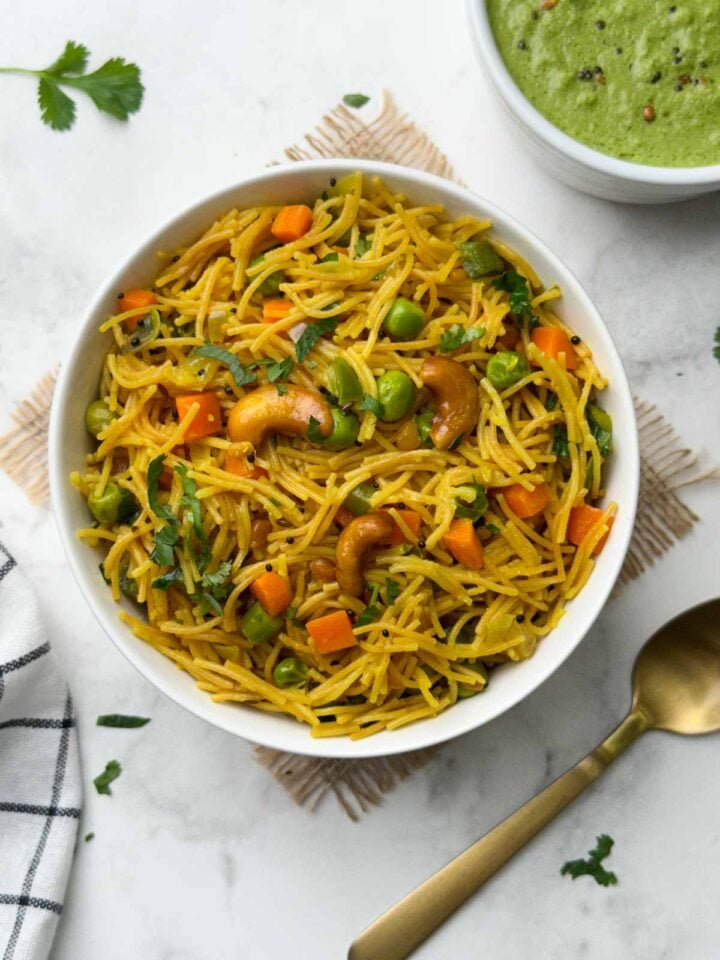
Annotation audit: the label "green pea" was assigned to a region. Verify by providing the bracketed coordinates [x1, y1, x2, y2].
[457, 662, 488, 699]
[88, 482, 124, 524]
[323, 407, 360, 451]
[326, 357, 362, 405]
[241, 601, 283, 645]
[416, 408, 434, 445]
[344, 481, 376, 516]
[486, 351, 531, 390]
[376, 370, 415, 423]
[88, 483, 139, 525]
[85, 400, 115, 438]
[383, 297, 425, 341]
[273, 656, 309, 688]
[249, 254, 285, 297]
[118, 560, 138, 599]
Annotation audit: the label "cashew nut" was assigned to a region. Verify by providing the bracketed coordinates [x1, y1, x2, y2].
[336, 512, 395, 596]
[419, 357, 480, 450]
[309, 557, 336, 583]
[227, 384, 333, 448]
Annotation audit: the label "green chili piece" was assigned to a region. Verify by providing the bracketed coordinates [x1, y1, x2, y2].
[241, 601, 284, 645]
[458, 239, 503, 278]
[344, 481, 376, 516]
[273, 657, 310, 688]
[326, 357, 363, 405]
[323, 407, 360, 451]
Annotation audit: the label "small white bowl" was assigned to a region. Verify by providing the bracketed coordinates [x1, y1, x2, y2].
[467, 0, 720, 204]
[49, 159, 639, 758]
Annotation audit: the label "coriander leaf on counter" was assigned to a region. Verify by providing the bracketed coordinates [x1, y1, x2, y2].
[84, 832, 95, 842]
[343, 93, 370, 108]
[358, 394, 384, 418]
[97, 714, 151, 728]
[493, 270, 532, 320]
[194, 343, 256, 387]
[439, 323, 485, 354]
[714, 326, 720, 363]
[295, 317, 339, 364]
[0, 41, 143, 131]
[561, 834, 618, 887]
[93, 759, 122, 796]
[267, 356, 294, 383]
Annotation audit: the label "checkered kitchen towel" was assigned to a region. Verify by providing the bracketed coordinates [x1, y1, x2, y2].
[0, 542, 81, 960]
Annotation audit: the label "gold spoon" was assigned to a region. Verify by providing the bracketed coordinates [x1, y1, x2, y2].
[349, 598, 720, 960]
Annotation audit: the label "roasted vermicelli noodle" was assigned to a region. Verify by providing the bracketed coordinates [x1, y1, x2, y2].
[73, 172, 617, 739]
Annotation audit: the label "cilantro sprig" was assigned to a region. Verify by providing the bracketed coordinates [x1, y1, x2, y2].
[0, 41, 143, 131]
[561, 834, 618, 887]
[193, 343, 257, 387]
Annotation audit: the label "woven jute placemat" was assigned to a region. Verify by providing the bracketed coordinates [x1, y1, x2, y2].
[2, 94, 717, 820]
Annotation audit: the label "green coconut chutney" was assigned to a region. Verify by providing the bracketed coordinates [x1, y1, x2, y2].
[487, 0, 720, 167]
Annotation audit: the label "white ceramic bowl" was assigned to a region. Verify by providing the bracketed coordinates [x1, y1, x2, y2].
[467, 0, 720, 204]
[50, 159, 639, 758]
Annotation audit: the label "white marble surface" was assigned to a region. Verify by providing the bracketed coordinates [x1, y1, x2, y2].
[1, 2, 720, 957]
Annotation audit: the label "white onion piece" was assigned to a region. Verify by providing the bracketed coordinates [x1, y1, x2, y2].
[288, 322, 307, 343]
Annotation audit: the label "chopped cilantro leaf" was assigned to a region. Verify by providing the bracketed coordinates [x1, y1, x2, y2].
[439, 324, 485, 353]
[84, 832, 95, 842]
[295, 317, 339, 363]
[552, 425, 570, 458]
[355, 584, 381, 628]
[150, 524, 179, 567]
[355, 234, 371, 257]
[267, 356, 294, 383]
[176, 464, 211, 573]
[147, 455, 175, 521]
[358, 394, 384, 418]
[485, 523, 501, 534]
[546, 392, 559, 412]
[307, 416, 325, 443]
[151, 566, 182, 591]
[385, 578, 401, 605]
[454, 483, 489, 524]
[194, 343, 256, 387]
[493, 271, 532, 320]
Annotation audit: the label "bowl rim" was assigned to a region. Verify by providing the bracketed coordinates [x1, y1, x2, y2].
[49, 158, 640, 758]
[467, 0, 720, 186]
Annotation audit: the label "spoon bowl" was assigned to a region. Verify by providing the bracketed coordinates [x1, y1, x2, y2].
[350, 597, 720, 960]
[632, 599, 720, 736]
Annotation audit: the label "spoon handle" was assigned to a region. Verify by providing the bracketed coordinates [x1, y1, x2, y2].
[348, 708, 649, 960]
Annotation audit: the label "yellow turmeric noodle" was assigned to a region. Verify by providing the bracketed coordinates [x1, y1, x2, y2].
[73, 172, 617, 740]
